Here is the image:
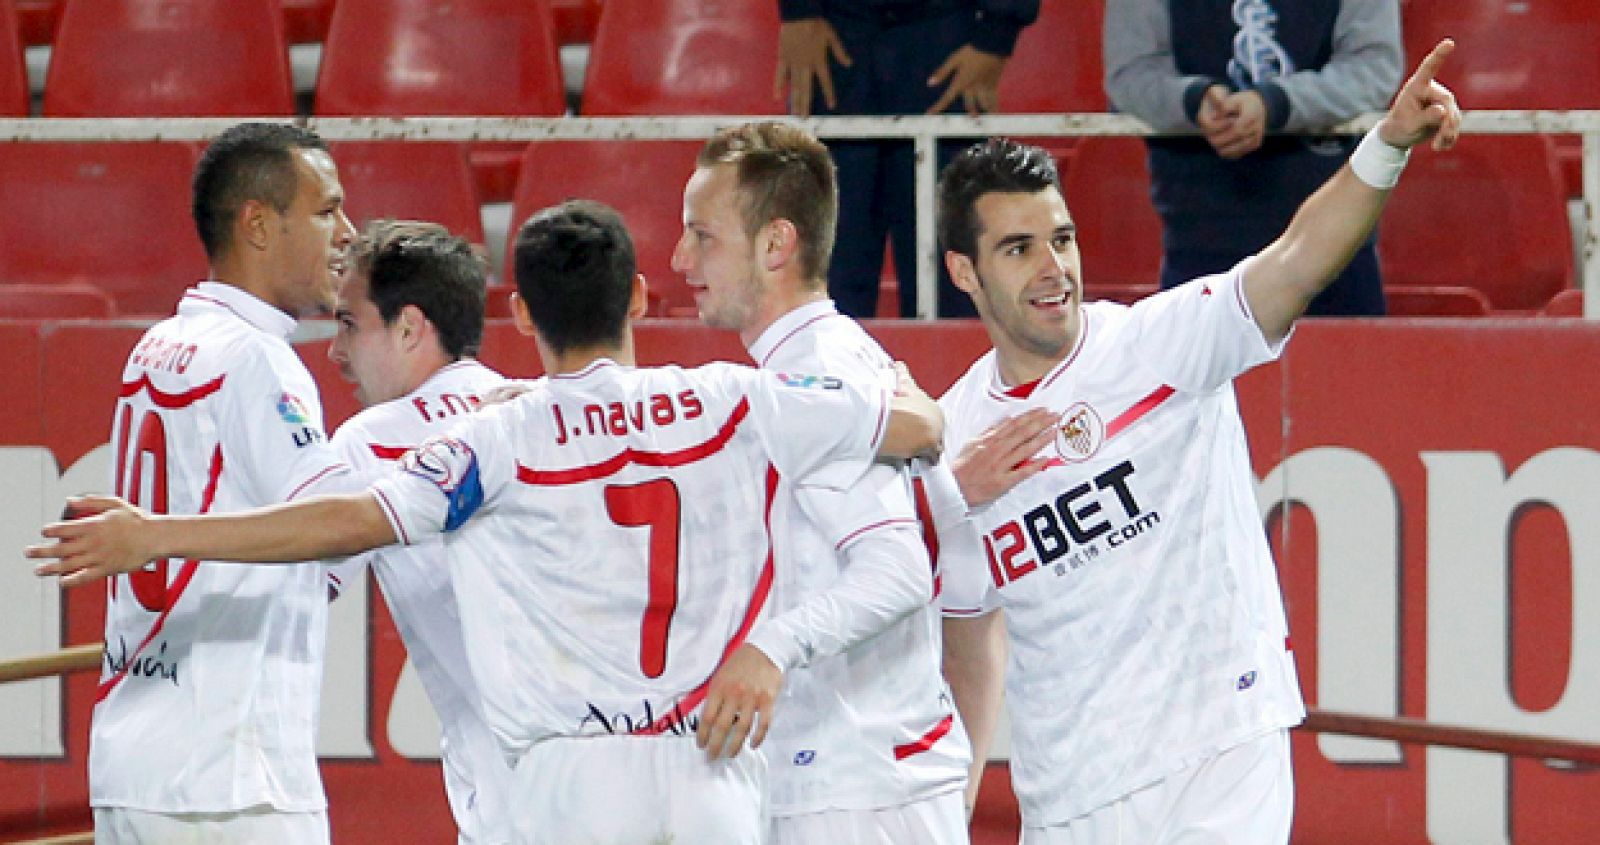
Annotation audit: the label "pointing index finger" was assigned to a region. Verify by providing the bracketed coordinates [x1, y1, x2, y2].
[1410, 38, 1455, 88]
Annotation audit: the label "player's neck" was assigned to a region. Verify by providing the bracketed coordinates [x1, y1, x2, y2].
[538, 335, 636, 376]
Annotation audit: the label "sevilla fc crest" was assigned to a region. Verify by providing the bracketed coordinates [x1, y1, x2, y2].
[1053, 402, 1104, 463]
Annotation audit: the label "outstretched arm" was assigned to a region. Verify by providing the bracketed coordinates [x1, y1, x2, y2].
[29, 492, 397, 587]
[1244, 39, 1462, 343]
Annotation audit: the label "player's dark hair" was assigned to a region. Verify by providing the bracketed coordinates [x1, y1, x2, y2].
[698, 121, 837, 287]
[349, 219, 488, 359]
[193, 122, 330, 261]
[512, 200, 636, 354]
[937, 138, 1061, 260]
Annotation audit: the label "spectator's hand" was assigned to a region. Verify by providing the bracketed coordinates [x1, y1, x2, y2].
[1209, 90, 1267, 159]
[776, 18, 852, 118]
[953, 408, 1058, 509]
[1377, 39, 1461, 152]
[927, 46, 1007, 116]
[697, 644, 781, 759]
[1196, 84, 1235, 138]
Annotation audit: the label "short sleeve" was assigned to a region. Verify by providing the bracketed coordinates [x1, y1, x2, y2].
[367, 405, 516, 545]
[1126, 264, 1287, 394]
[793, 461, 917, 551]
[744, 370, 889, 491]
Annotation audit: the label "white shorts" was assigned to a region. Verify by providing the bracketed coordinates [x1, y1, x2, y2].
[770, 789, 969, 845]
[93, 805, 329, 845]
[1022, 729, 1293, 845]
[508, 734, 768, 844]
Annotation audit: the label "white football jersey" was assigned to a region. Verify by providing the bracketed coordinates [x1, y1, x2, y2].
[94, 283, 352, 813]
[327, 359, 513, 842]
[747, 301, 970, 814]
[938, 268, 1306, 825]
[369, 359, 891, 760]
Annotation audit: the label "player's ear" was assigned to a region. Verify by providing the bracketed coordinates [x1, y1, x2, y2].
[761, 219, 799, 273]
[945, 250, 979, 294]
[628, 273, 650, 319]
[509, 291, 537, 337]
[240, 199, 271, 252]
[396, 304, 428, 351]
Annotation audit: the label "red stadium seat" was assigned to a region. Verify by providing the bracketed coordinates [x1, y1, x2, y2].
[1401, 0, 1600, 111]
[998, 0, 1107, 114]
[315, 0, 566, 202]
[43, 0, 293, 116]
[549, 0, 601, 46]
[582, 0, 782, 116]
[1062, 137, 1164, 286]
[1382, 285, 1493, 317]
[329, 142, 486, 245]
[12, 0, 59, 46]
[1542, 288, 1583, 317]
[1401, 0, 1599, 200]
[507, 141, 703, 316]
[0, 143, 206, 316]
[0, 1, 26, 115]
[0, 283, 118, 319]
[282, 0, 336, 44]
[1378, 135, 1572, 311]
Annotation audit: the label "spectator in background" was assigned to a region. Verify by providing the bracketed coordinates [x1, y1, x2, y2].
[1105, 0, 1402, 315]
[775, 0, 1039, 319]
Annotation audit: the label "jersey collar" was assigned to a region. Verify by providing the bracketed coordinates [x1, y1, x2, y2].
[179, 281, 298, 340]
[748, 299, 839, 368]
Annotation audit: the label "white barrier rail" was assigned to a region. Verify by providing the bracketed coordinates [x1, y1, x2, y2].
[3, 112, 1596, 320]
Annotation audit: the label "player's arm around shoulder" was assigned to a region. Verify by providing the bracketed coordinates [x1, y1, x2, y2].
[1243, 38, 1462, 343]
[30, 491, 399, 587]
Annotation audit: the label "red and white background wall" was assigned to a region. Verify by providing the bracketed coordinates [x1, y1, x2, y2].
[3, 318, 1598, 842]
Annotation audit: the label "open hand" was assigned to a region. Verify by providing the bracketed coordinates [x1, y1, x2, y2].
[776, 18, 852, 118]
[27, 495, 157, 587]
[953, 408, 1058, 508]
[927, 46, 1007, 116]
[696, 644, 781, 760]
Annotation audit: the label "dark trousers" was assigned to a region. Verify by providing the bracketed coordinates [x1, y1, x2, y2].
[812, 11, 978, 319]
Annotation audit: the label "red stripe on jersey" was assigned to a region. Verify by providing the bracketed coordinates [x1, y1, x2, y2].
[1105, 385, 1176, 440]
[757, 313, 835, 369]
[911, 476, 940, 563]
[119, 373, 225, 409]
[634, 464, 780, 736]
[97, 444, 224, 703]
[368, 443, 413, 460]
[518, 399, 752, 486]
[893, 713, 955, 760]
[834, 518, 919, 551]
[286, 462, 351, 501]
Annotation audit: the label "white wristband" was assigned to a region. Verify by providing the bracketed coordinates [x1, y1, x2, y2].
[1349, 126, 1411, 190]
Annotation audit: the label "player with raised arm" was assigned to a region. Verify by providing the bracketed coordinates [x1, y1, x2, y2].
[674, 121, 1002, 843]
[324, 219, 513, 843]
[935, 43, 1461, 843]
[88, 122, 356, 844]
[34, 200, 945, 844]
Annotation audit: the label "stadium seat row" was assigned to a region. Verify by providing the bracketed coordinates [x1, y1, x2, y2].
[0, 133, 1576, 319]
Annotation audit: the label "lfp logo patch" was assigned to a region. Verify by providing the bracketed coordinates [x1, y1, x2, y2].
[277, 392, 312, 425]
[774, 373, 843, 390]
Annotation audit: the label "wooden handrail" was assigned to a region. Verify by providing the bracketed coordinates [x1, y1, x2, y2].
[0, 644, 103, 685]
[1302, 708, 1600, 766]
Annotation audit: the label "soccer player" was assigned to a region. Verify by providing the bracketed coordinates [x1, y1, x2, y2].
[324, 219, 512, 843]
[673, 121, 975, 843]
[33, 200, 946, 844]
[89, 122, 356, 843]
[935, 42, 1462, 843]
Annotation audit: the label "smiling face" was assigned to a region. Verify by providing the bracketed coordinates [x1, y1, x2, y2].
[672, 164, 769, 336]
[268, 148, 356, 318]
[949, 187, 1083, 385]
